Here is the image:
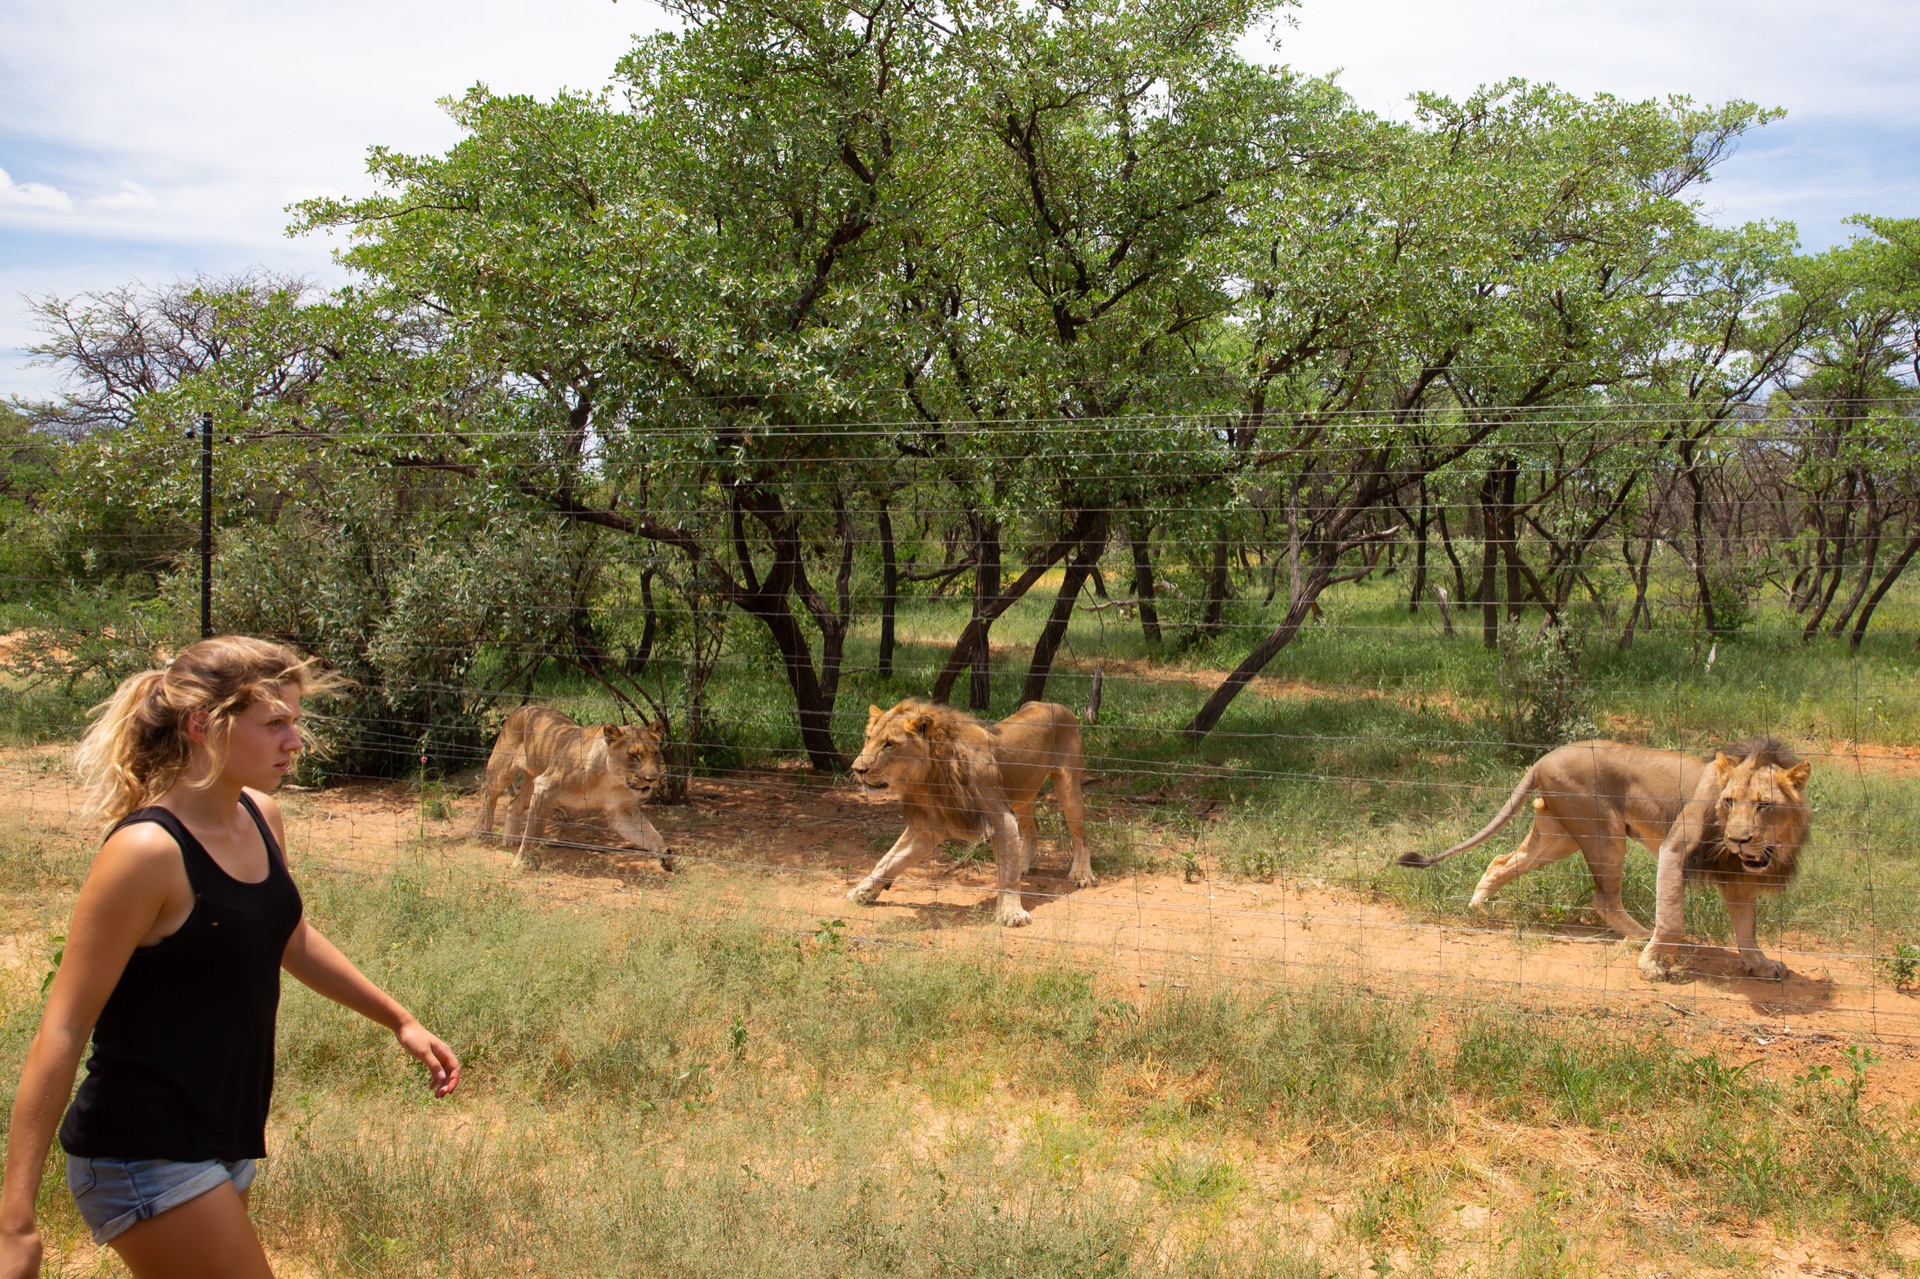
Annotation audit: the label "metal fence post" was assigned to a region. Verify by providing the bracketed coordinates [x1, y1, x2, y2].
[200, 410, 213, 639]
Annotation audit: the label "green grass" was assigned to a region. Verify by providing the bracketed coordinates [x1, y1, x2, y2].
[11, 561, 1918, 962]
[5, 841, 1916, 1276]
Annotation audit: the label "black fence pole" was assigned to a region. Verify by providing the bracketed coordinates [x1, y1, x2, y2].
[199, 410, 213, 639]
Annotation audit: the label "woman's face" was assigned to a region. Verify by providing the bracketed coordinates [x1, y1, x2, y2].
[213, 686, 306, 791]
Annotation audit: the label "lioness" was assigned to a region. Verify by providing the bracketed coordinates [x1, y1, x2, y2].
[848, 698, 1092, 927]
[1398, 738, 1810, 979]
[475, 706, 672, 871]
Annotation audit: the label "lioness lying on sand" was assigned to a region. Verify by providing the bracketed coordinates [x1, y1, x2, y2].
[848, 698, 1092, 927]
[1398, 738, 1811, 979]
[475, 706, 672, 871]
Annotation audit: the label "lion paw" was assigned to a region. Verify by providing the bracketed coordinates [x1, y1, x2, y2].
[1637, 948, 1680, 982]
[1070, 871, 1097, 889]
[999, 904, 1033, 928]
[848, 882, 881, 905]
[657, 852, 678, 873]
[1741, 955, 1786, 981]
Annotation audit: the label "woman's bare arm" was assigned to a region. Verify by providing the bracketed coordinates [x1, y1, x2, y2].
[280, 920, 460, 1097]
[0, 826, 182, 1279]
[255, 786, 459, 1098]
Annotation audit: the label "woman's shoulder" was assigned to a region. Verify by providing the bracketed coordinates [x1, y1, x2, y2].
[93, 817, 187, 883]
[100, 815, 182, 857]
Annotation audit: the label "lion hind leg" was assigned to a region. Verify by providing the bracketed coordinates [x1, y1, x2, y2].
[1468, 813, 1579, 908]
[1576, 827, 1650, 940]
[1053, 763, 1094, 888]
[474, 751, 520, 838]
[501, 774, 533, 843]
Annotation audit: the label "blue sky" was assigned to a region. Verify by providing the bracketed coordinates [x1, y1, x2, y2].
[4, 0, 1917, 400]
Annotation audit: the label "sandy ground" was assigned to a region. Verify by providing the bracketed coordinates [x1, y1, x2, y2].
[7, 744, 1920, 1278]
[7, 744, 1916, 1109]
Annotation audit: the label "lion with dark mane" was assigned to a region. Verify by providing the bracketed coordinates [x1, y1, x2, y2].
[1398, 738, 1811, 979]
[847, 698, 1091, 927]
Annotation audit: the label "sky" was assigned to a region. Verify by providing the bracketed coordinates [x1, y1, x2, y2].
[3, 0, 1916, 400]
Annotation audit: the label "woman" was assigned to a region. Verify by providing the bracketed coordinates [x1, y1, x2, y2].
[1, 637, 460, 1279]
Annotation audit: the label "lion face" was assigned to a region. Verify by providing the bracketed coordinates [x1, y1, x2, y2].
[850, 704, 934, 793]
[599, 723, 665, 799]
[1712, 752, 1812, 875]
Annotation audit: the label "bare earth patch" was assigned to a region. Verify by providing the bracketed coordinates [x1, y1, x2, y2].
[7, 745, 1918, 1277]
[6, 744, 1914, 1087]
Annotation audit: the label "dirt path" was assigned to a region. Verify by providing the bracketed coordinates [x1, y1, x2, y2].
[6, 746, 1917, 1107]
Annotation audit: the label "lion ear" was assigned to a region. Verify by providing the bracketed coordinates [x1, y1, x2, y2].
[869, 704, 883, 720]
[907, 714, 932, 735]
[1783, 761, 1811, 792]
[1712, 752, 1737, 780]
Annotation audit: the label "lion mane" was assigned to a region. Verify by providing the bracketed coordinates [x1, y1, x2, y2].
[891, 700, 1003, 842]
[1683, 737, 1808, 891]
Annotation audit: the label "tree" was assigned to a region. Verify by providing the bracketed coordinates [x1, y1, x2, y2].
[1182, 83, 1769, 737]
[1780, 217, 1920, 650]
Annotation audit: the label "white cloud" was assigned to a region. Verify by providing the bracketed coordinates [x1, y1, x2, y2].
[87, 181, 155, 211]
[1261, 0, 1920, 246]
[0, 166, 74, 212]
[1, 0, 1916, 398]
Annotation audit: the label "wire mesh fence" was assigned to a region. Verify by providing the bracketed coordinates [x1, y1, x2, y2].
[4, 417, 1920, 1057]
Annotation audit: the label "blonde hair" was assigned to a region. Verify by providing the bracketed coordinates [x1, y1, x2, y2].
[74, 635, 350, 831]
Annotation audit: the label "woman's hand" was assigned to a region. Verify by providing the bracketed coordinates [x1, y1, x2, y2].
[395, 1020, 461, 1097]
[0, 1222, 43, 1279]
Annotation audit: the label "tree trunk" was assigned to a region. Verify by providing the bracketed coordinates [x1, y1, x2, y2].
[743, 602, 847, 771]
[1184, 558, 1334, 739]
[1500, 462, 1523, 624]
[877, 498, 898, 679]
[1434, 502, 1468, 601]
[1618, 528, 1657, 650]
[1478, 473, 1500, 650]
[1681, 452, 1718, 637]
[1801, 470, 1857, 638]
[1127, 511, 1162, 645]
[929, 509, 1101, 705]
[969, 516, 1001, 711]
[1829, 477, 1881, 636]
[1021, 514, 1108, 705]
[1409, 477, 1429, 614]
[623, 567, 658, 673]
[1849, 529, 1920, 652]
[1201, 523, 1231, 636]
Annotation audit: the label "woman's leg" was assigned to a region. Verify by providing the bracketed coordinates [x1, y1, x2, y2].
[109, 1181, 273, 1279]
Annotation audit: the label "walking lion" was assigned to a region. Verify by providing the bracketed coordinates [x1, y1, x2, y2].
[1398, 738, 1811, 979]
[475, 706, 672, 871]
[847, 699, 1092, 927]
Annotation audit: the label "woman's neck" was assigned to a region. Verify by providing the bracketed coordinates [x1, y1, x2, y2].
[158, 773, 248, 828]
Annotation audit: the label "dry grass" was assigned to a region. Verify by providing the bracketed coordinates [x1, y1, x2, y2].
[4, 820, 1918, 1278]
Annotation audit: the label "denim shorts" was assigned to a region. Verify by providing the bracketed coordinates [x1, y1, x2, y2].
[65, 1154, 258, 1245]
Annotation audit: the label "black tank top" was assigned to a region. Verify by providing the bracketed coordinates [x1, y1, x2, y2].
[58, 794, 303, 1161]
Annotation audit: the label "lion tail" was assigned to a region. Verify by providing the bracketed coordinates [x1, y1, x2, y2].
[1083, 664, 1104, 726]
[1396, 765, 1539, 869]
